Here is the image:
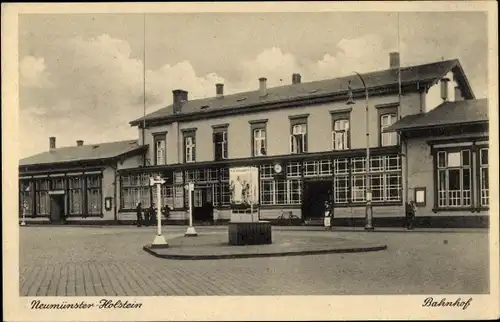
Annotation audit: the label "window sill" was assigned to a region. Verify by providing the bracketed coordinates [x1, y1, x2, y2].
[334, 201, 402, 207]
[432, 207, 485, 213]
[66, 214, 104, 218]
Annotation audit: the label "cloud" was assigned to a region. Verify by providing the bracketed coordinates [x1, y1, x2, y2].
[18, 33, 401, 158]
[19, 56, 53, 88]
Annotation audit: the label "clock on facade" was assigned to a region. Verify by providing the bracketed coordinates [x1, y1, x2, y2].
[274, 163, 283, 174]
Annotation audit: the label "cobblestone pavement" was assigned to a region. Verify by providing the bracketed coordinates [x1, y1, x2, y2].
[19, 226, 489, 296]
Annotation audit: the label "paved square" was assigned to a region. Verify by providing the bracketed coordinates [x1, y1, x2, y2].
[19, 226, 489, 296]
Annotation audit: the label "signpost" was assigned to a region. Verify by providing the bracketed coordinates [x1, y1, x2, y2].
[184, 182, 197, 237]
[149, 175, 168, 248]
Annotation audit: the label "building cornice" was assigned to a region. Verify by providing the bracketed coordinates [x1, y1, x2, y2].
[136, 82, 430, 128]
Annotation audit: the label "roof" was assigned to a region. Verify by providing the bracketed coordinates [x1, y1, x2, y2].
[387, 98, 489, 132]
[19, 139, 146, 166]
[130, 58, 475, 126]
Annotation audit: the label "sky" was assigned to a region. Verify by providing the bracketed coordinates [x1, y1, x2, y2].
[18, 11, 488, 158]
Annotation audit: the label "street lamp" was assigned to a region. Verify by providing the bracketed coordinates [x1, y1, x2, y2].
[346, 73, 374, 231]
[149, 175, 168, 248]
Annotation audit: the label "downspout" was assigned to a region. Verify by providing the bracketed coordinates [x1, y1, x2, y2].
[111, 163, 118, 222]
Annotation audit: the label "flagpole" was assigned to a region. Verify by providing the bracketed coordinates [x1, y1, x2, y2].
[142, 13, 147, 166]
[397, 12, 409, 208]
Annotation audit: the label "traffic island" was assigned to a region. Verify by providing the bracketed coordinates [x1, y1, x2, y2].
[143, 231, 388, 260]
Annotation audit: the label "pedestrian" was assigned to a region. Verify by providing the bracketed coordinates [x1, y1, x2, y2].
[405, 200, 416, 230]
[148, 203, 157, 226]
[136, 202, 143, 227]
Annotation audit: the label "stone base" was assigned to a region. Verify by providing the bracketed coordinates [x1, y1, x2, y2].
[228, 221, 272, 246]
[151, 234, 169, 249]
[184, 226, 198, 237]
[230, 211, 259, 223]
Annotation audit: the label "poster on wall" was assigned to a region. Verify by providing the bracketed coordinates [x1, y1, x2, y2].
[229, 166, 259, 210]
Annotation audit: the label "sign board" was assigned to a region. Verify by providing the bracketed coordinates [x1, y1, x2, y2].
[150, 176, 166, 186]
[48, 190, 65, 195]
[229, 166, 259, 206]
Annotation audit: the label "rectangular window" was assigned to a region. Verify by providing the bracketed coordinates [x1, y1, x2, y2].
[259, 164, 302, 205]
[286, 162, 301, 178]
[86, 175, 102, 215]
[377, 104, 399, 147]
[352, 175, 366, 202]
[250, 120, 268, 157]
[436, 149, 472, 208]
[154, 133, 167, 166]
[334, 176, 349, 204]
[289, 114, 309, 154]
[68, 177, 84, 215]
[351, 157, 366, 173]
[183, 129, 197, 163]
[120, 174, 151, 209]
[352, 155, 402, 204]
[35, 179, 50, 215]
[253, 129, 267, 156]
[19, 180, 34, 216]
[290, 123, 307, 154]
[380, 113, 398, 146]
[50, 177, 65, 190]
[332, 119, 350, 151]
[480, 148, 489, 207]
[213, 125, 228, 161]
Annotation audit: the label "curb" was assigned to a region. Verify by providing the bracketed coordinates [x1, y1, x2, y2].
[142, 244, 388, 260]
[19, 224, 488, 233]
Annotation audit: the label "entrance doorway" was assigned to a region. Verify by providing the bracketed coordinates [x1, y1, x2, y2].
[301, 180, 332, 221]
[49, 194, 66, 223]
[192, 186, 214, 223]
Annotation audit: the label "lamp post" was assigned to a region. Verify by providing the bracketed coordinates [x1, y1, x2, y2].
[347, 73, 374, 231]
[149, 175, 168, 248]
[20, 201, 27, 226]
[184, 181, 197, 236]
[20, 186, 30, 226]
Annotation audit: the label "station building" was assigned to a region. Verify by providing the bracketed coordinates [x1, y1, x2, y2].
[118, 52, 490, 227]
[18, 138, 146, 224]
[19, 52, 490, 227]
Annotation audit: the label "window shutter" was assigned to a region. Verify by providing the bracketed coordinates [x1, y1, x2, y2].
[303, 133, 308, 152]
[290, 134, 295, 153]
[332, 131, 336, 150]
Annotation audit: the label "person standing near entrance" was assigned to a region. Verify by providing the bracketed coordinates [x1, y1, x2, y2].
[405, 200, 416, 230]
[136, 202, 143, 227]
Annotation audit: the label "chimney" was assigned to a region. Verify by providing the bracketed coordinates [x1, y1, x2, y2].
[49, 137, 56, 150]
[389, 52, 400, 69]
[292, 73, 302, 84]
[216, 83, 224, 98]
[454, 86, 463, 101]
[259, 77, 267, 97]
[77, 140, 84, 146]
[172, 89, 188, 114]
[440, 78, 449, 101]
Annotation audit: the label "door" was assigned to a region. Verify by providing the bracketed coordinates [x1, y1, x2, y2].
[301, 180, 332, 221]
[49, 194, 65, 222]
[193, 187, 214, 222]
